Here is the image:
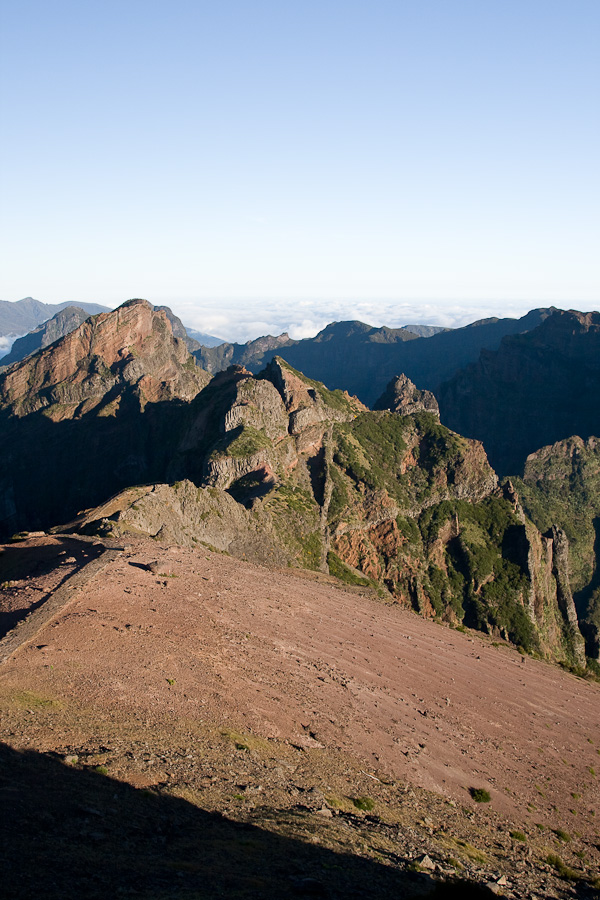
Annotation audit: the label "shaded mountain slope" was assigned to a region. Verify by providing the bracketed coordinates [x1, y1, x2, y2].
[194, 310, 552, 405]
[194, 331, 296, 374]
[438, 310, 600, 476]
[0, 299, 210, 533]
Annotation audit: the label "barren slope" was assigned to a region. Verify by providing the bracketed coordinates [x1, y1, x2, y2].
[1, 536, 599, 898]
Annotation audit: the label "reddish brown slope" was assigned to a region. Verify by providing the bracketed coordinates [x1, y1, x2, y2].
[1, 535, 598, 839]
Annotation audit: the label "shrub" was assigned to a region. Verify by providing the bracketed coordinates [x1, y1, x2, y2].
[554, 828, 571, 842]
[469, 788, 491, 803]
[327, 552, 370, 587]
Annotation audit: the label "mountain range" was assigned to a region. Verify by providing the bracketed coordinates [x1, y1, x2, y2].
[0, 297, 110, 339]
[2, 295, 600, 898]
[0, 297, 223, 361]
[1, 298, 599, 673]
[192, 309, 553, 406]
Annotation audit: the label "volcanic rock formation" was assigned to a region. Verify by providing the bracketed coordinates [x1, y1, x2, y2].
[374, 374, 439, 417]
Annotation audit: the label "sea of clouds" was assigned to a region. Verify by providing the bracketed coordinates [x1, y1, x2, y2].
[167, 297, 547, 344]
[0, 334, 21, 361]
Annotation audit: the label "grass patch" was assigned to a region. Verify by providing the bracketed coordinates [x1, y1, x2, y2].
[220, 729, 269, 754]
[553, 828, 571, 842]
[351, 796, 375, 811]
[469, 787, 491, 803]
[212, 425, 271, 460]
[440, 836, 488, 865]
[510, 830, 527, 842]
[327, 551, 371, 587]
[10, 690, 61, 710]
[546, 853, 581, 881]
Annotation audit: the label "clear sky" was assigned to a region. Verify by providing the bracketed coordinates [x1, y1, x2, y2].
[1, 1, 599, 341]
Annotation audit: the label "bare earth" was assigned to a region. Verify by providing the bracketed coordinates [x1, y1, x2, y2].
[1, 535, 599, 899]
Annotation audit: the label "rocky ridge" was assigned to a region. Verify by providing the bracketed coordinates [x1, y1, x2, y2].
[193, 309, 553, 406]
[0, 299, 594, 667]
[0, 298, 207, 416]
[66, 358, 588, 668]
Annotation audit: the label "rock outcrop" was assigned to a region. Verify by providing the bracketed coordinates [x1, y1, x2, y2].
[0, 298, 208, 417]
[0, 299, 210, 535]
[374, 374, 439, 417]
[514, 435, 600, 661]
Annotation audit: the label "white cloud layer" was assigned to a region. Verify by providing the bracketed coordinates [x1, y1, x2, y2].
[161, 297, 569, 344]
[0, 334, 21, 360]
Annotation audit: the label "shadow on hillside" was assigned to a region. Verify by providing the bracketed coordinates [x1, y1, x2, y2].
[0, 742, 508, 900]
[0, 538, 103, 639]
[0, 370, 250, 540]
[0, 394, 191, 539]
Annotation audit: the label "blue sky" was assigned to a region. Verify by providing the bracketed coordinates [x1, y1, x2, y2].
[1, 1, 599, 341]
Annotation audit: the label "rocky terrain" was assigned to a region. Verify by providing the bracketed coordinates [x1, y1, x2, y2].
[1, 297, 600, 897]
[0, 299, 595, 669]
[513, 437, 600, 661]
[63, 358, 590, 670]
[0, 299, 210, 532]
[374, 374, 440, 417]
[0, 534, 599, 899]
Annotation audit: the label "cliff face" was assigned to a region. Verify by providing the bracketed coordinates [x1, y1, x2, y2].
[438, 310, 600, 476]
[0, 299, 207, 417]
[514, 436, 600, 660]
[0, 299, 210, 533]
